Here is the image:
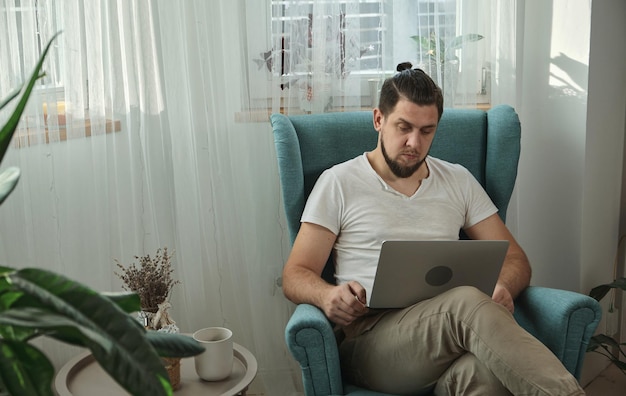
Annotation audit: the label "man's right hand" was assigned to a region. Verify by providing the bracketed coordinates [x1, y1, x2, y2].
[321, 281, 369, 326]
[283, 223, 369, 326]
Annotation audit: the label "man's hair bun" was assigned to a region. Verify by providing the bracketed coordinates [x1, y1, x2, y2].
[396, 62, 413, 72]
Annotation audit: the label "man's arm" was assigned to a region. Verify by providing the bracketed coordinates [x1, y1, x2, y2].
[465, 213, 531, 313]
[282, 222, 368, 326]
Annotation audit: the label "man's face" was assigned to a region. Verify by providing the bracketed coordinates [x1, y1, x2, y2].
[374, 99, 439, 178]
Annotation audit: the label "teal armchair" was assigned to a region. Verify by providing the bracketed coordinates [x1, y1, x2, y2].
[270, 106, 601, 396]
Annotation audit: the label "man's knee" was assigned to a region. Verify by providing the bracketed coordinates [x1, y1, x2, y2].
[434, 286, 510, 325]
[434, 353, 511, 396]
[444, 286, 492, 305]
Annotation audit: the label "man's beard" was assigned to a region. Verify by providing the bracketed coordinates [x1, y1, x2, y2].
[381, 137, 425, 178]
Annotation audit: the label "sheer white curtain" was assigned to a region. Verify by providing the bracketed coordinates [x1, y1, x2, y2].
[250, 0, 518, 115]
[0, 1, 516, 394]
[0, 0, 298, 394]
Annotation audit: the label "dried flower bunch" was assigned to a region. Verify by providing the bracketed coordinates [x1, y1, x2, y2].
[115, 247, 180, 312]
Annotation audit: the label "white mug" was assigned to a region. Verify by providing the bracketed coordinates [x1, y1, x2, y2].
[192, 327, 233, 381]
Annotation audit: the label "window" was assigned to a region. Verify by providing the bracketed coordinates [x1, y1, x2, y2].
[270, 1, 385, 76]
[245, 0, 489, 113]
[1, 0, 64, 91]
[268, 0, 460, 77]
[2, 1, 122, 147]
[2, 0, 65, 132]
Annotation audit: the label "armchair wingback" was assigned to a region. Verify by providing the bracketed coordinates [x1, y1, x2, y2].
[270, 106, 601, 396]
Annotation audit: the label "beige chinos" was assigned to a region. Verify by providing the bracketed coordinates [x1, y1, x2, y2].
[339, 286, 585, 396]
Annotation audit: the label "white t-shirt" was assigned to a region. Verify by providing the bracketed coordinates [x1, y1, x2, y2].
[301, 153, 498, 304]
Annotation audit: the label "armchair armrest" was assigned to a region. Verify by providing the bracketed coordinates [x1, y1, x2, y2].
[513, 286, 602, 380]
[285, 304, 344, 396]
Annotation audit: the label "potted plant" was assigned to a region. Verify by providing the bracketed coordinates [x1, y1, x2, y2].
[411, 31, 484, 66]
[0, 33, 203, 396]
[115, 247, 183, 389]
[587, 277, 626, 373]
[411, 31, 484, 105]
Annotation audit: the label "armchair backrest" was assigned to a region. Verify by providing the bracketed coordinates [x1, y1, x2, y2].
[271, 105, 521, 281]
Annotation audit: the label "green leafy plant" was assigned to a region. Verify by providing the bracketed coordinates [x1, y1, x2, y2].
[587, 277, 626, 374]
[411, 31, 484, 64]
[0, 33, 204, 396]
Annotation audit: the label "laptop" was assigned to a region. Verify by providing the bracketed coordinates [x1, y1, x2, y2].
[368, 240, 509, 309]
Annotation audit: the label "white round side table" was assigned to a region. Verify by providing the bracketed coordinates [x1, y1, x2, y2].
[55, 343, 258, 396]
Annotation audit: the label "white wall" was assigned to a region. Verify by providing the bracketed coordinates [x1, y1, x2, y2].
[582, 0, 626, 383]
[513, 0, 626, 384]
[515, 0, 588, 291]
[582, 0, 626, 293]
[515, 0, 625, 291]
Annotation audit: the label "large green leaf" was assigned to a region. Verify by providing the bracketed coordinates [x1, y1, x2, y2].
[587, 333, 626, 374]
[1, 270, 141, 321]
[410, 32, 444, 62]
[0, 339, 55, 396]
[612, 358, 626, 371]
[101, 291, 142, 313]
[0, 266, 15, 275]
[0, 32, 61, 167]
[0, 167, 20, 205]
[0, 88, 21, 112]
[411, 32, 484, 63]
[146, 331, 205, 358]
[0, 321, 37, 344]
[447, 33, 484, 51]
[5, 268, 174, 396]
[588, 333, 623, 351]
[589, 277, 626, 301]
[410, 34, 435, 53]
[0, 276, 23, 311]
[0, 307, 107, 346]
[0, 307, 203, 359]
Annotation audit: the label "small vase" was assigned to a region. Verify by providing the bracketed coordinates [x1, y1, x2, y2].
[138, 309, 157, 328]
[138, 302, 179, 333]
[137, 304, 181, 390]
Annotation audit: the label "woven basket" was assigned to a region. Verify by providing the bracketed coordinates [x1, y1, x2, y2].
[163, 357, 182, 390]
[139, 306, 182, 390]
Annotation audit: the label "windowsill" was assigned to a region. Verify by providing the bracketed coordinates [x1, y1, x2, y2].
[235, 105, 373, 123]
[14, 118, 122, 148]
[14, 102, 122, 148]
[235, 103, 492, 123]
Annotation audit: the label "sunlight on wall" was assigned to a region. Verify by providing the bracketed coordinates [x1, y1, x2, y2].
[515, 0, 593, 291]
[548, 1, 590, 99]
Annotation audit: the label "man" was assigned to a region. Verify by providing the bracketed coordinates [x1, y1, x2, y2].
[282, 64, 585, 395]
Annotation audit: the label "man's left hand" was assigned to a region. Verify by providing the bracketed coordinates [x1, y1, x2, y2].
[492, 283, 514, 314]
